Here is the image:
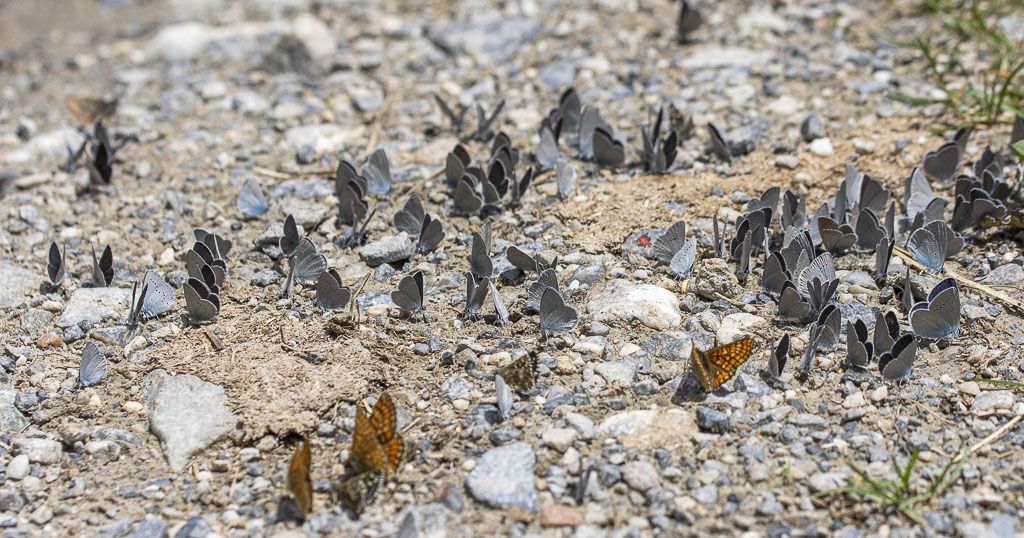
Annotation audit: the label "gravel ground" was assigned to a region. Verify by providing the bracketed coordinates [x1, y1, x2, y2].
[1, 0, 1023, 536]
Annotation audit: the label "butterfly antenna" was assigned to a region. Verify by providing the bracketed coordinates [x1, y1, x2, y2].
[348, 272, 372, 324]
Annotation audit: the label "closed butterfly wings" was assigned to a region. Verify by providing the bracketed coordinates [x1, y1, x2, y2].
[286, 438, 313, 520]
[496, 353, 539, 392]
[78, 341, 107, 388]
[690, 338, 755, 392]
[910, 278, 960, 340]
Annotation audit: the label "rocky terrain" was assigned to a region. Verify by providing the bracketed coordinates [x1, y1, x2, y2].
[1, 0, 1023, 536]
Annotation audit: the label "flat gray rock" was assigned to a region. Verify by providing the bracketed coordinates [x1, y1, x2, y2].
[465, 442, 538, 511]
[0, 262, 39, 309]
[432, 15, 541, 61]
[0, 390, 28, 433]
[56, 287, 133, 328]
[144, 369, 236, 472]
[360, 232, 415, 267]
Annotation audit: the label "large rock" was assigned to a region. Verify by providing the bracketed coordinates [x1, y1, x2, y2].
[360, 233, 415, 267]
[0, 262, 39, 309]
[0, 390, 28, 432]
[688, 258, 742, 300]
[144, 370, 236, 472]
[599, 408, 706, 451]
[56, 287, 132, 328]
[465, 442, 538, 512]
[432, 14, 541, 61]
[587, 279, 681, 330]
[716, 313, 769, 345]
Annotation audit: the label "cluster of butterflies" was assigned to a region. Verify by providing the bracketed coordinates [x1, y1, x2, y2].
[45, 241, 114, 289]
[285, 393, 404, 519]
[447, 133, 535, 216]
[182, 229, 232, 322]
[62, 95, 127, 187]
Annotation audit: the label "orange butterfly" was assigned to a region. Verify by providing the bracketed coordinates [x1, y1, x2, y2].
[286, 437, 313, 520]
[65, 96, 118, 125]
[349, 393, 405, 477]
[690, 337, 754, 392]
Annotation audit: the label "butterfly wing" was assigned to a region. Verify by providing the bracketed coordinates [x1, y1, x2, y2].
[286, 438, 313, 519]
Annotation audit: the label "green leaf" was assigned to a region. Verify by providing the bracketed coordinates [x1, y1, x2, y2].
[1012, 139, 1024, 163]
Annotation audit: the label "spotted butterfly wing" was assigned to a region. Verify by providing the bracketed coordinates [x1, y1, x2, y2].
[689, 337, 754, 392]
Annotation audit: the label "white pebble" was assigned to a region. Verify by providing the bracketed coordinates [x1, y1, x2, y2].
[809, 138, 833, 157]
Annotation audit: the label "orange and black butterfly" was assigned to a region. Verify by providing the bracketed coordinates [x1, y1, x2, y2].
[286, 437, 313, 520]
[349, 393, 405, 477]
[690, 337, 754, 392]
[65, 96, 118, 125]
[331, 470, 386, 514]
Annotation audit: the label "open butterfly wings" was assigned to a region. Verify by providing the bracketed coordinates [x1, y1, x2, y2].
[689, 338, 754, 392]
[349, 394, 405, 477]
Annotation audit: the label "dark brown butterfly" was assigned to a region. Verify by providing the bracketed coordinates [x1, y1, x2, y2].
[331, 470, 386, 515]
[496, 353, 539, 391]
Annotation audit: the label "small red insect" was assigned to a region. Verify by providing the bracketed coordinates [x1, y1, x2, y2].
[635, 234, 651, 247]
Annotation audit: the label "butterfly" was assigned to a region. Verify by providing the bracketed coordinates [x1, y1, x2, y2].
[878, 334, 918, 380]
[47, 241, 67, 287]
[463, 272, 490, 321]
[331, 470, 386, 515]
[361, 148, 392, 198]
[496, 353, 539, 392]
[556, 159, 577, 200]
[689, 338, 755, 392]
[767, 334, 789, 378]
[676, 0, 703, 43]
[126, 281, 149, 329]
[183, 276, 220, 322]
[393, 194, 445, 254]
[641, 105, 678, 174]
[279, 215, 300, 256]
[349, 393, 405, 477]
[706, 123, 732, 163]
[316, 269, 351, 311]
[139, 270, 175, 321]
[78, 341, 107, 388]
[65, 95, 118, 125]
[506, 245, 557, 277]
[909, 277, 960, 340]
[467, 99, 505, 143]
[236, 178, 268, 218]
[286, 438, 313, 520]
[434, 93, 469, 136]
[539, 287, 578, 336]
[470, 226, 493, 279]
[444, 144, 472, 189]
[845, 319, 873, 369]
[391, 271, 425, 315]
[89, 245, 114, 287]
[495, 373, 513, 421]
[526, 268, 560, 313]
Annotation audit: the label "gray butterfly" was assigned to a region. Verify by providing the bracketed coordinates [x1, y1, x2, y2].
[78, 341, 107, 388]
[467, 99, 504, 143]
[762, 251, 791, 294]
[236, 177, 268, 217]
[747, 187, 780, 223]
[47, 241, 67, 286]
[906, 220, 947, 274]
[508, 167, 534, 208]
[495, 373, 513, 421]
[140, 270, 175, 320]
[901, 267, 915, 315]
[435, 94, 469, 137]
[90, 245, 114, 287]
[361, 148, 392, 197]
[489, 279, 509, 326]
[338, 181, 369, 227]
[767, 333, 789, 378]
[556, 159, 577, 200]
[669, 238, 697, 278]
[904, 167, 946, 220]
[781, 190, 807, 229]
[854, 208, 887, 250]
[316, 269, 351, 311]
[676, 0, 704, 38]
[873, 310, 900, 356]
[539, 287, 578, 336]
[506, 245, 556, 277]
[855, 174, 891, 216]
[593, 128, 625, 168]
[711, 214, 728, 258]
[706, 123, 732, 163]
[554, 88, 581, 130]
[289, 238, 327, 285]
[816, 216, 857, 254]
[527, 268, 560, 313]
[910, 277, 960, 340]
[578, 106, 609, 158]
[537, 124, 560, 170]
[814, 304, 842, 350]
[186, 242, 226, 287]
[798, 323, 824, 374]
[797, 253, 836, 298]
[470, 227, 493, 279]
[392, 270, 425, 315]
[279, 215, 300, 256]
[953, 125, 972, 161]
[463, 272, 490, 320]
[641, 106, 678, 174]
[652, 221, 687, 265]
[452, 178, 483, 216]
[445, 144, 472, 188]
[193, 229, 232, 260]
[126, 281, 148, 328]
[922, 141, 960, 183]
[874, 238, 894, 284]
[183, 277, 220, 322]
[845, 319, 873, 369]
[393, 195, 445, 254]
[878, 334, 917, 380]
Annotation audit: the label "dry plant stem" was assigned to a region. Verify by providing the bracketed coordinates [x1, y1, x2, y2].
[253, 166, 334, 180]
[893, 246, 1024, 313]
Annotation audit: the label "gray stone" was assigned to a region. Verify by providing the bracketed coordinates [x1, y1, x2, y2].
[643, 331, 694, 361]
[800, 114, 825, 142]
[6, 455, 29, 480]
[563, 412, 597, 441]
[360, 232, 415, 267]
[396, 503, 451, 538]
[689, 258, 742, 300]
[839, 302, 876, 331]
[970, 390, 1014, 414]
[56, 287, 132, 328]
[20, 309, 52, 335]
[621, 461, 660, 492]
[93, 426, 143, 447]
[0, 390, 28, 432]
[570, 264, 606, 287]
[85, 440, 121, 461]
[595, 358, 639, 385]
[733, 374, 771, 398]
[440, 376, 473, 402]
[537, 61, 575, 90]
[587, 279, 681, 330]
[14, 391, 38, 414]
[144, 369, 236, 472]
[983, 264, 1024, 287]
[432, 15, 541, 61]
[756, 493, 784, 516]
[695, 407, 729, 432]
[13, 437, 62, 464]
[174, 516, 212, 538]
[775, 155, 799, 169]
[691, 484, 718, 504]
[465, 442, 538, 511]
[129, 519, 169, 538]
[0, 262, 39, 309]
